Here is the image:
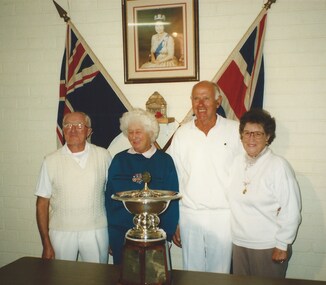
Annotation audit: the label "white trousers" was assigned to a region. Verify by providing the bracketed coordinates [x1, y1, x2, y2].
[179, 207, 232, 273]
[49, 228, 108, 264]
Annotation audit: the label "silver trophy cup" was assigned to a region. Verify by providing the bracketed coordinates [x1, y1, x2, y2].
[111, 172, 181, 285]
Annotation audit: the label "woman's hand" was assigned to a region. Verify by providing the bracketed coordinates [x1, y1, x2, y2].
[272, 247, 288, 264]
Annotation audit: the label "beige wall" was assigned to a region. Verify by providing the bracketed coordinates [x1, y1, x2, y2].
[1, 0, 326, 281]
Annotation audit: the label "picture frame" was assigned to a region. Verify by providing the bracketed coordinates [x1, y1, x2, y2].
[122, 0, 199, 84]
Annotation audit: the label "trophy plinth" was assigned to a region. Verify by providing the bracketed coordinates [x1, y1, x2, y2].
[111, 172, 181, 285]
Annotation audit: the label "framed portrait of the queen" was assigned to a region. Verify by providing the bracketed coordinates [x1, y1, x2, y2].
[122, 0, 199, 83]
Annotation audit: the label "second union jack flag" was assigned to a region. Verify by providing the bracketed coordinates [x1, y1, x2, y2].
[214, 9, 268, 120]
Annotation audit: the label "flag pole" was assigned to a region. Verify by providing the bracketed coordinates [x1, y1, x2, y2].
[53, 0, 70, 22]
[264, 0, 277, 10]
[52, 0, 133, 111]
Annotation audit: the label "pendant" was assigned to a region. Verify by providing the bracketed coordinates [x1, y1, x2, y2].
[243, 188, 247, 194]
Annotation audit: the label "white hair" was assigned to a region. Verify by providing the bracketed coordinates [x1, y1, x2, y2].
[63, 111, 92, 127]
[120, 108, 159, 143]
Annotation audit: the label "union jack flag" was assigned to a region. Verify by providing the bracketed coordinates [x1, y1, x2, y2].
[214, 8, 268, 120]
[57, 23, 132, 148]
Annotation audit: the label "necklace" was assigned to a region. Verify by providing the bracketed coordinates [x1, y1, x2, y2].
[242, 147, 268, 194]
[242, 163, 252, 194]
[243, 184, 248, 194]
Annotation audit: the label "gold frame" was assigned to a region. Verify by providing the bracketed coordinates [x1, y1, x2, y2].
[122, 0, 199, 84]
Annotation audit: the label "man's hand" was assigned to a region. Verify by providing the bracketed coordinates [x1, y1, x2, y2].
[172, 225, 182, 248]
[36, 196, 55, 260]
[42, 243, 55, 260]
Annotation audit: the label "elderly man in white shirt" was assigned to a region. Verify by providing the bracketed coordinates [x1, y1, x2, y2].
[35, 111, 111, 263]
[169, 81, 243, 273]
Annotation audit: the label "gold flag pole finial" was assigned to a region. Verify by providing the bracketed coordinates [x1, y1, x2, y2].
[264, 0, 277, 10]
[53, 0, 70, 22]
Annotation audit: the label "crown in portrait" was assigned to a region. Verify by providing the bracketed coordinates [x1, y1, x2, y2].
[154, 14, 166, 21]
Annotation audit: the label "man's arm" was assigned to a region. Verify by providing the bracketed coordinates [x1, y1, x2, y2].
[36, 196, 55, 259]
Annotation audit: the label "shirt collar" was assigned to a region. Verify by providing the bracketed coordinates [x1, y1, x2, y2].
[127, 144, 157, 158]
[245, 146, 270, 166]
[191, 114, 220, 129]
[62, 141, 90, 155]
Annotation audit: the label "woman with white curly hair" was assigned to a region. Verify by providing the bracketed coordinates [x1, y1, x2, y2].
[105, 108, 179, 265]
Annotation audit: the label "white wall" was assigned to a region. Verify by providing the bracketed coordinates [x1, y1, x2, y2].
[0, 0, 326, 281]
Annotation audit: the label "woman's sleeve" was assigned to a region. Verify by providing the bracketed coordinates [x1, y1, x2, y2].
[159, 156, 180, 241]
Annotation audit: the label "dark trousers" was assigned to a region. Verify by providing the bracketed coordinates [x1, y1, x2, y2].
[232, 244, 291, 278]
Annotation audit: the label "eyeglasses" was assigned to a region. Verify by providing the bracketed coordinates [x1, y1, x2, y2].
[63, 122, 88, 130]
[242, 130, 265, 139]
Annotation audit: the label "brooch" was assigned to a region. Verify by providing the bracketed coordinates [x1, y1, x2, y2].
[132, 173, 143, 184]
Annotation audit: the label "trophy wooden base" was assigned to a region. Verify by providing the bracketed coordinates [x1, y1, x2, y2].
[119, 238, 172, 285]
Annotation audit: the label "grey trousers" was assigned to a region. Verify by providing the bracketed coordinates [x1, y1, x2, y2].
[232, 244, 291, 278]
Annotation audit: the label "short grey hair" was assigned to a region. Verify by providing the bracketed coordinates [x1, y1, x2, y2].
[212, 82, 222, 100]
[120, 108, 159, 143]
[191, 80, 221, 100]
[63, 111, 92, 128]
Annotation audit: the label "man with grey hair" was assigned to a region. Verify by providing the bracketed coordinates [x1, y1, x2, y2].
[35, 111, 111, 263]
[169, 81, 243, 273]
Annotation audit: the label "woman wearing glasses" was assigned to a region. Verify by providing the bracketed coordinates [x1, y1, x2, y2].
[228, 109, 302, 278]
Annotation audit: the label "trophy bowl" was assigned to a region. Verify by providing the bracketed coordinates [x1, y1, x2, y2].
[113, 189, 180, 215]
[112, 189, 181, 240]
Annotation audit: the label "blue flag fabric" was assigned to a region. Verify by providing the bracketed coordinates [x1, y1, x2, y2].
[57, 24, 129, 148]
